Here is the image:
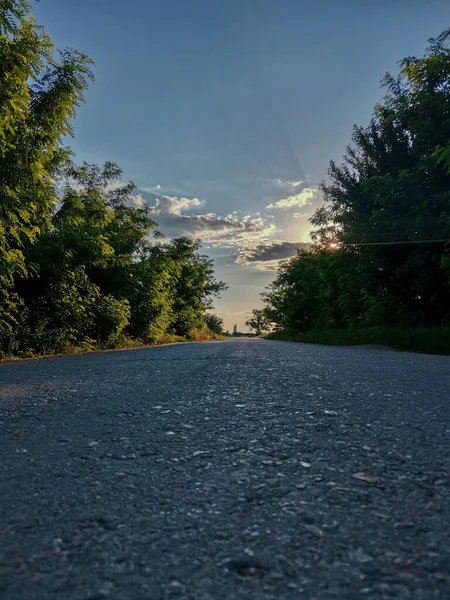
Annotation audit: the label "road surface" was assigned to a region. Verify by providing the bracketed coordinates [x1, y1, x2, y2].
[1, 339, 449, 599]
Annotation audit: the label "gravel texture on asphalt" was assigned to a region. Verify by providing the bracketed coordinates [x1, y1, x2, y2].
[1, 338, 449, 600]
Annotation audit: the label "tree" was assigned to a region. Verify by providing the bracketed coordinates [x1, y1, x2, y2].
[264, 30, 450, 333]
[164, 237, 227, 337]
[205, 313, 224, 335]
[245, 309, 270, 335]
[0, 2, 229, 357]
[0, 0, 94, 352]
[6, 159, 228, 355]
[17, 162, 154, 351]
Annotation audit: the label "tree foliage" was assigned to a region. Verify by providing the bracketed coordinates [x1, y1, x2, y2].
[2, 160, 227, 355]
[0, 2, 226, 357]
[245, 309, 270, 335]
[264, 31, 450, 333]
[0, 0, 94, 342]
[205, 313, 225, 335]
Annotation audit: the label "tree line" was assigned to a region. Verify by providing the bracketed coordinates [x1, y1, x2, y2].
[0, 1, 226, 358]
[258, 30, 450, 339]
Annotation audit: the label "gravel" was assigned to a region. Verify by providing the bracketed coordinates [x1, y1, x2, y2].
[0, 338, 449, 599]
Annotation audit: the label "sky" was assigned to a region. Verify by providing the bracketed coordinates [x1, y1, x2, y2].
[34, 0, 449, 331]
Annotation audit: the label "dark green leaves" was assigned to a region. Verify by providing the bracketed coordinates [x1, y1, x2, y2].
[264, 30, 450, 334]
[0, 0, 226, 356]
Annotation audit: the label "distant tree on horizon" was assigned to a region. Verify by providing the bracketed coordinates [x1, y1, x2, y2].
[245, 309, 270, 335]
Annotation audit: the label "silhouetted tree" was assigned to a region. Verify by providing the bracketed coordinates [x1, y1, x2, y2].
[264, 30, 450, 332]
[245, 309, 270, 335]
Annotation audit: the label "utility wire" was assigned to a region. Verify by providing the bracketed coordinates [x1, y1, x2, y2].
[295, 239, 450, 248]
[340, 239, 450, 247]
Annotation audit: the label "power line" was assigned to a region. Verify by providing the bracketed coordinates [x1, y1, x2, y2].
[340, 239, 450, 247]
[294, 239, 450, 249]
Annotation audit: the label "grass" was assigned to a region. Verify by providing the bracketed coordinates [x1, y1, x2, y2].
[0, 329, 225, 362]
[186, 328, 225, 342]
[264, 326, 450, 355]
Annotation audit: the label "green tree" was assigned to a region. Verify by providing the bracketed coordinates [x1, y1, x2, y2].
[265, 30, 450, 333]
[18, 162, 150, 352]
[0, 0, 93, 351]
[205, 313, 224, 335]
[245, 309, 270, 335]
[5, 157, 227, 355]
[165, 237, 227, 337]
[0, 2, 228, 357]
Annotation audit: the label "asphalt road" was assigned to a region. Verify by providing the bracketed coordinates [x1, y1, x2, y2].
[1, 339, 449, 600]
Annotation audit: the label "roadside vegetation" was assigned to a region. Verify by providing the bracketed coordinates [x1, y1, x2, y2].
[257, 30, 450, 355]
[264, 327, 450, 355]
[0, 1, 226, 359]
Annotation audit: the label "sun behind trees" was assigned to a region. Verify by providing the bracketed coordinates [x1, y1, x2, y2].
[0, 1, 226, 358]
[259, 30, 450, 353]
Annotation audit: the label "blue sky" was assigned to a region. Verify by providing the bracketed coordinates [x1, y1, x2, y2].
[34, 0, 450, 330]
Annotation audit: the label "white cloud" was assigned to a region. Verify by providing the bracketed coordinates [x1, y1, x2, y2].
[275, 179, 303, 190]
[127, 187, 317, 270]
[139, 184, 161, 193]
[258, 177, 304, 193]
[139, 183, 189, 196]
[129, 193, 146, 208]
[129, 193, 278, 255]
[266, 187, 319, 211]
[152, 196, 202, 215]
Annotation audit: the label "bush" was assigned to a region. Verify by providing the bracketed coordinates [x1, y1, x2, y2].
[265, 326, 450, 355]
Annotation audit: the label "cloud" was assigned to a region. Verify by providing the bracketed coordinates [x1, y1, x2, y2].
[151, 196, 202, 215]
[127, 189, 315, 270]
[236, 241, 305, 267]
[258, 177, 304, 192]
[129, 193, 147, 208]
[129, 193, 278, 252]
[248, 259, 287, 271]
[266, 187, 319, 211]
[275, 179, 303, 190]
[139, 183, 190, 196]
